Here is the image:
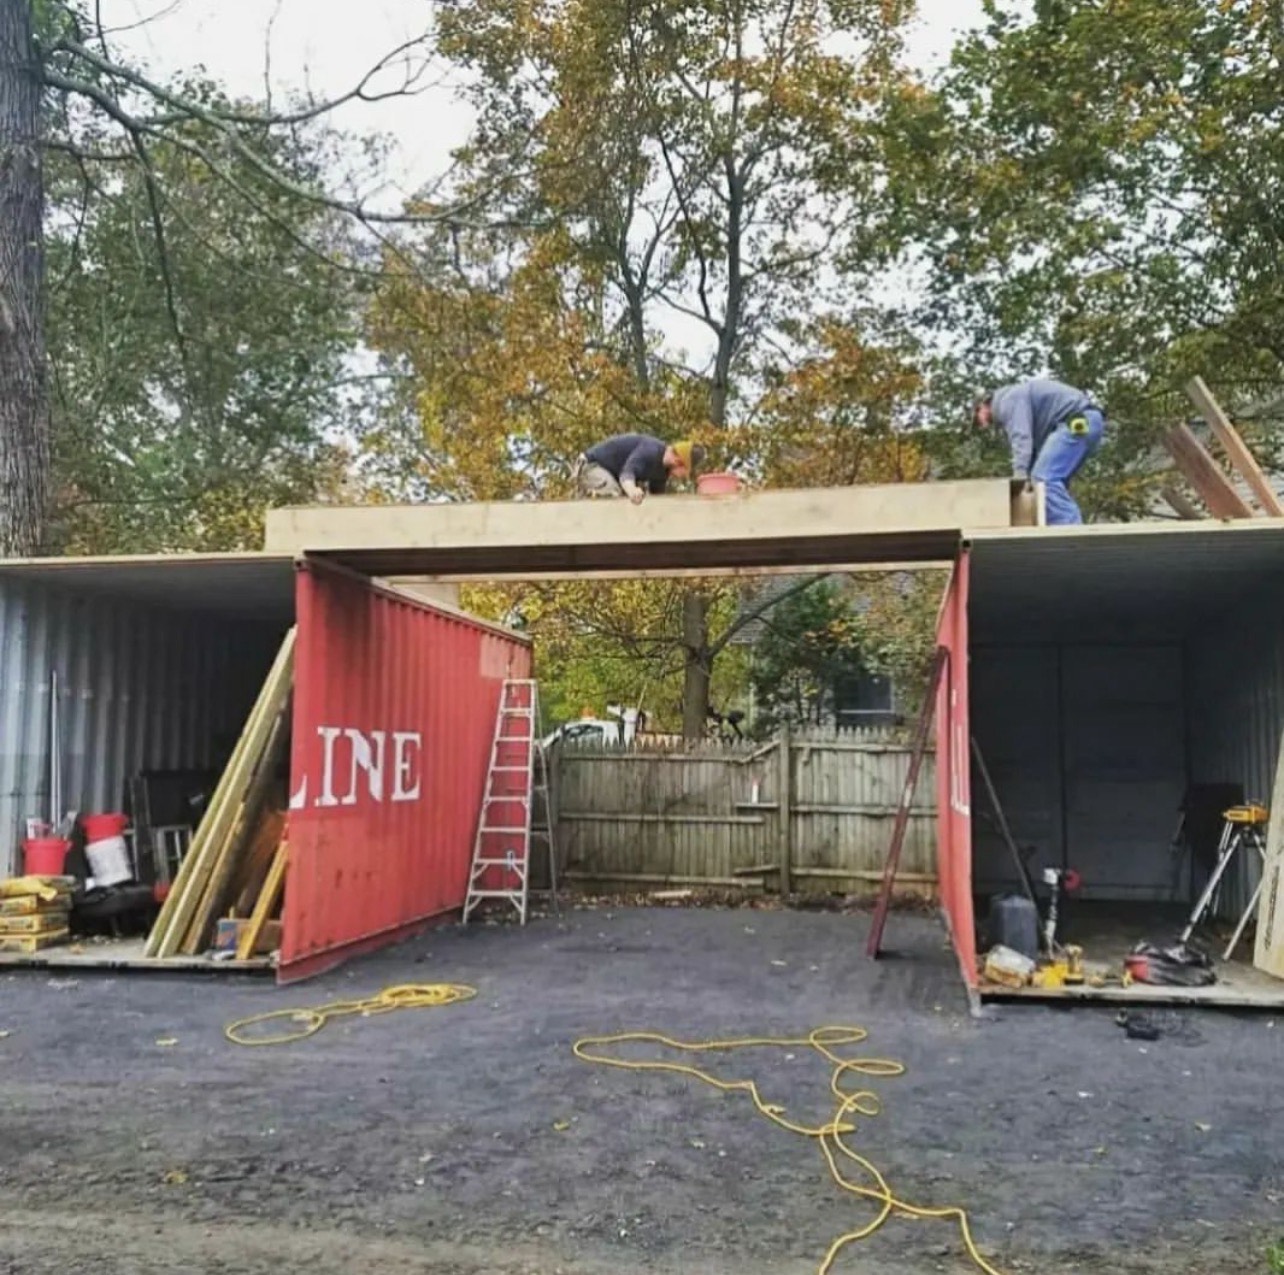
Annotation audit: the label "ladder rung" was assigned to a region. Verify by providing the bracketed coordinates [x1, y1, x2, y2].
[465, 678, 554, 928]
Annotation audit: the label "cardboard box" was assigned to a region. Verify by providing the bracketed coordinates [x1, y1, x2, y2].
[0, 895, 69, 917]
[214, 918, 282, 956]
[0, 911, 70, 936]
[0, 929, 69, 953]
[0, 876, 73, 902]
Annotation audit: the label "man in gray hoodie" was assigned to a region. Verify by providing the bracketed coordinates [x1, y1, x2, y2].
[974, 378, 1105, 525]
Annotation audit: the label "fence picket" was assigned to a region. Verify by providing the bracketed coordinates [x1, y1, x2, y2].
[556, 727, 936, 897]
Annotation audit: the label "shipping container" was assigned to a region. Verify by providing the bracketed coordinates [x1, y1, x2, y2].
[957, 522, 1284, 1006]
[282, 561, 531, 981]
[0, 555, 294, 873]
[0, 553, 529, 981]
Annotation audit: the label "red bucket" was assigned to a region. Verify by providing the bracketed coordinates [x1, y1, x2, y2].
[23, 837, 70, 876]
[82, 812, 129, 843]
[696, 471, 741, 496]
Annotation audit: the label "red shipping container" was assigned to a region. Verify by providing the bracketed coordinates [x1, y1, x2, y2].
[280, 561, 532, 982]
[934, 550, 976, 989]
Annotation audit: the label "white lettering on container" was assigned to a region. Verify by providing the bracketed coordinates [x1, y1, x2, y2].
[317, 726, 344, 808]
[392, 732, 422, 801]
[289, 725, 423, 810]
[342, 728, 385, 805]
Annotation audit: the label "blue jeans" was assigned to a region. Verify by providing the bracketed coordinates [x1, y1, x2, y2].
[1031, 408, 1104, 525]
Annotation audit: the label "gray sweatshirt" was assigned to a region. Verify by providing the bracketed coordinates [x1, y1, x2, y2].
[991, 379, 1097, 478]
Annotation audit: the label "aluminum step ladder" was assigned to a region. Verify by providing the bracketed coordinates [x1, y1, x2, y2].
[463, 679, 559, 925]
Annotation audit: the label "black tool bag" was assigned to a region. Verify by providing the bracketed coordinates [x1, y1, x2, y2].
[1130, 940, 1218, 987]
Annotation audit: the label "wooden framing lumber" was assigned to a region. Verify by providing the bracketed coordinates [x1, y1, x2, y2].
[264, 480, 1016, 579]
[181, 645, 293, 954]
[146, 627, 296, 958]
[180, 693, 292, 955]
[233, 808, 287, 917]
[374, 560, 956, 585]
[1186, 376, 1284, 516]
[1255, 726, 1284, 980]
[1010, 478, 1047, 528]
[145, 691, 262, 956]
[1162, 424, 1253, 520]
[237, 841, 288, 962]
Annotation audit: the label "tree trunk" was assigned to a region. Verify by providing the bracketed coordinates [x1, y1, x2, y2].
[0, 0, 48, 556]
[681, 589, 710, 741]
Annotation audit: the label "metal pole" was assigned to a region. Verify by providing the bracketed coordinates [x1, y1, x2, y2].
[970, 737, 1038, 908]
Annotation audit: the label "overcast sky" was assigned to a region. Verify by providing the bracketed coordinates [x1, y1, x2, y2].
[99, 0, 989, 212]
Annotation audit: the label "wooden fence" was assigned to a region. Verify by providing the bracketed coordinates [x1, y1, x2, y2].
[554, 725, 937, 898]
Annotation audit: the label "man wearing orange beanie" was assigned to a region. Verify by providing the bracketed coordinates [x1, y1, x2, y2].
[574, 434, 704, 504]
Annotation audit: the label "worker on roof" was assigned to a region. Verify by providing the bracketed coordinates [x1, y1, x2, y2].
[974, 378, 1106, 526]
[574, 434, 705, 504]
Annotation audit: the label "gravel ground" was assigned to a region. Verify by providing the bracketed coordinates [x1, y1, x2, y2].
[0, 903, 1280, 1274]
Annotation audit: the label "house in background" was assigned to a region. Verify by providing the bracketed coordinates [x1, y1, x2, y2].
[728, 573, 908, 730]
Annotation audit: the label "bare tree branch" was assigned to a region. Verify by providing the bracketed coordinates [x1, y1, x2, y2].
[42, 45, 502, 229]
[93, 1, 186, 40]
[127, 129, 190, 372]
[708, 573, 825, 658]
[54, 33, 441, 130]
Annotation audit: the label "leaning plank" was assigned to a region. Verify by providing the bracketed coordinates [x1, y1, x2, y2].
[1186, 376, 1284, 516]
[1162, 425, 1253, 520]
[232, 807, 288, 917]
[236, 840, 288, 962]
[180, 693, 292, 954]
[144, 685, 264, 956]
[146, 627, 295, 958]
[178, 648, 294, 955]
[1254, 728, 1284, 980]
[148, 642, 285, 958]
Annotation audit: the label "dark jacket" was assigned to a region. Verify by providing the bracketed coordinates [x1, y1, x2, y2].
[584, 434, 670, 493]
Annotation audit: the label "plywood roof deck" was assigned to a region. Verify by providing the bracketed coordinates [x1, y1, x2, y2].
[265, 479, 1022, 579]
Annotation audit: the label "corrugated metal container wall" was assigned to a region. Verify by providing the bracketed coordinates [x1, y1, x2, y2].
[0, 579, 284, 873]
[281, 563, 532, 981]
[1186, 597, 1284, 919]
[935, 554, 976, 988]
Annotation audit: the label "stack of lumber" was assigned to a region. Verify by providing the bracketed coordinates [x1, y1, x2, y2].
[1163, 377, 1284, 520]
[0, 876, 73, 952]
[145, 628, 295, 961]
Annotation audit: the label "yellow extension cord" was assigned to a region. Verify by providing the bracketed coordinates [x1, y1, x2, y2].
[223, 983, 477, 1047]
[573, 1026, 1007, 1275]
[224, 992, 1002, 1272]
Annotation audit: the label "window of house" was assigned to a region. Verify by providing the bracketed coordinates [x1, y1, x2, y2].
[833, 670, 896, 724]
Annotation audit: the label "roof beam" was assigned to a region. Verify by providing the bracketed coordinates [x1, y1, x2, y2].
[265, 480, 1015, 580]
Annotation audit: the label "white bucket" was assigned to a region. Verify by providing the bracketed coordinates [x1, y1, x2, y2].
[85, 835, 133, 888]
